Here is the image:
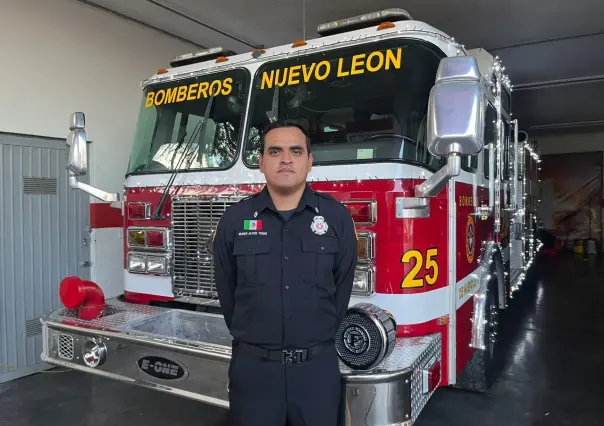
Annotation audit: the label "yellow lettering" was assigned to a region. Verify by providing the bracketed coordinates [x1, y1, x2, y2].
[385, 48, 402, 70]
[221, 77, 233, 95]
[258, 48, 403, 90]
[337, 58, 350, 77]
[302, 64, 315, 82]
[209, 80, 222, 96]
[154, 90, 166, 106]
[197, 82, 209, 99]
[366, 51, 384, 72]
[261, 70, 274, 89]
[164, 88, 178, 104]
[350, 53, 366, 75]
[176, 86, 188, 102]
[288, 65, 301, 86]
[145, 92, 155, 108]
[315, 61, 330, 80]
[187, 83, 198, 101]
[275, 69, 288, 87]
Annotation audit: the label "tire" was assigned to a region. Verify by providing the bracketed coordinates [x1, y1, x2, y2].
[454, 262, 500, 393]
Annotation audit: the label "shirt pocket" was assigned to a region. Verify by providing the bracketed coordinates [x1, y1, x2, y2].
[301, 236, 339, 293]
[233, 237, 272, 287]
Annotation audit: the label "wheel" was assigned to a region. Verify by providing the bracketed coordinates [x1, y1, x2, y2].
[454, 262, 500, 393]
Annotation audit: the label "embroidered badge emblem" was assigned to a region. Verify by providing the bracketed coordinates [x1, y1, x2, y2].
[310, 216, 328, 235]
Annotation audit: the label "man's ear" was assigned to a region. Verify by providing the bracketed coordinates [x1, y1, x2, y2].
[307, 152, 313, 172]
[258, 153, 264, 172]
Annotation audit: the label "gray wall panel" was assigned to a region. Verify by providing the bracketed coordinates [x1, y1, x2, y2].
[0, 133, 90, 382]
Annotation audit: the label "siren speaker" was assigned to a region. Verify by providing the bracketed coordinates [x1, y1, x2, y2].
[335, 303, 397, 370]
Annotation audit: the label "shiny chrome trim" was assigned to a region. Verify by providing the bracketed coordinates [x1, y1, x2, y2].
[395, 197, 430, 218]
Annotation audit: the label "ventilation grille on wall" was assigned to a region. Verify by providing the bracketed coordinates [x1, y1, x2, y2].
[25, 318, 42, 337]
[23, 177, 58, 195]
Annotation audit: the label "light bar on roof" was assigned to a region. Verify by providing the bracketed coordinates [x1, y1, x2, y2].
[169, 47, 234, 68]
[317, 8, 413, 37]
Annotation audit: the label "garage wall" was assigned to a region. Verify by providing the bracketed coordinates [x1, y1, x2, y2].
[0, 0, 195, 296]
[537, 130, 604, 250]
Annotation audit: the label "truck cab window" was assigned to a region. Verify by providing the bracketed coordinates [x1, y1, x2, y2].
[482, 104, 497, 180]
[127, 69, 249, 175]
[243, 40, 447, 172]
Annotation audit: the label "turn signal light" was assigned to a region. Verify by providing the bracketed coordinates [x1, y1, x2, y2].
[343, 201, 375, 224]
[146, 230, 165, 247]
[127, 227, 168, 249]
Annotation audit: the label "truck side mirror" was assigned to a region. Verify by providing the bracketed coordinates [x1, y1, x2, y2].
[427, 55, 486, 157]
[518, 130, 528, 144]
[67, 112, 88, 176]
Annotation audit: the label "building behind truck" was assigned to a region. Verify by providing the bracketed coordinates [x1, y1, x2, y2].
[41, 9, 542, 426]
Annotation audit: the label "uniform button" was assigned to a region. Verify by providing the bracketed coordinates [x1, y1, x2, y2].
[285, 285, 289, 290]
[284, 256, 289, 260]
[321, 246, 324, 251]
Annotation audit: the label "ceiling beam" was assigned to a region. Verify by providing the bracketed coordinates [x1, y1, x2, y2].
[144, 0, 261, 50]
[487, 30, 604, 52]
[529, 120, 604, 130]
[76, 0, 204, 49]
[513, 75, 604, 91]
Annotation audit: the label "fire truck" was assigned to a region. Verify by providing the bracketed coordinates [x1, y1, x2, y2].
[41, 8, 541, 425]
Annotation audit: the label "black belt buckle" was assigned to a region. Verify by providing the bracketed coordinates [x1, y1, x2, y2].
[281, 349, 304, 364]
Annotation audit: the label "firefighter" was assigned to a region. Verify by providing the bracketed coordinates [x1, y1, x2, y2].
[213, 118, 358, 426]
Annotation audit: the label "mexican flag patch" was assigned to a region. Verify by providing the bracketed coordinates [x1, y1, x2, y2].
[244, 220, 262, 231]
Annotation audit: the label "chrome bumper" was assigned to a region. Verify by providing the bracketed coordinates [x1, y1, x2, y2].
[41, 299, 442, 425]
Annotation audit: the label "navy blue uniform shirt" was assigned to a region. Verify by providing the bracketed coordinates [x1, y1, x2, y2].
[212, 184, 358, 350]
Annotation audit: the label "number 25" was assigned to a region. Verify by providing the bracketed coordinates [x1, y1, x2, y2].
[400, 248, 439, 288]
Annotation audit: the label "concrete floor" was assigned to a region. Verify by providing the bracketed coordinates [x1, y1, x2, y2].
[1, 254, 602, 426]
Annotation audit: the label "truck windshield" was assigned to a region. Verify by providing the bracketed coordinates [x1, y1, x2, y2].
[243, 39, 446, 170]
[127, 69, 249, 174]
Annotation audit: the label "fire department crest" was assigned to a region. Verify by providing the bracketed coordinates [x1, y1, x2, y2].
[311, 216, 328, 235]
[466, 216, 475, 263]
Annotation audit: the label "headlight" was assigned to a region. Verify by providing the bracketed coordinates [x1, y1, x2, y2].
[128, 252, 169, 275]
[146, 255, 167, 274]
[128, 253, 146, 273]
[352, 266, 374, 295]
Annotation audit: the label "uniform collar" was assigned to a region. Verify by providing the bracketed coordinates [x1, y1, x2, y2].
[254, 183, 319, 215]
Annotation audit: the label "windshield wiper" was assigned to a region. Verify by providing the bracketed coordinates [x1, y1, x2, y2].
[152, 95, 216, 220]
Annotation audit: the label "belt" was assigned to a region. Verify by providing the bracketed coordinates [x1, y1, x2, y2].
[234, 340, 332, 364]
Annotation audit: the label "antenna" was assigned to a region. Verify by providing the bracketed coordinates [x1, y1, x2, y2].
[302, 0, 306, 40]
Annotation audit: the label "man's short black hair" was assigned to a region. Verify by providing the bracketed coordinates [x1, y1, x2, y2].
[260, 118, 311, 155]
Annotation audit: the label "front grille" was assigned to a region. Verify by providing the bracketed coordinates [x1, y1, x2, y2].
[172, 195, 245, 299]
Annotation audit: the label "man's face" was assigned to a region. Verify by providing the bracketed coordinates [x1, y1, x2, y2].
[259, 126, 313, 192]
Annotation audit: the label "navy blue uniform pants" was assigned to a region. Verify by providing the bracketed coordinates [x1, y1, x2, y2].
[227, 343, 343, 426]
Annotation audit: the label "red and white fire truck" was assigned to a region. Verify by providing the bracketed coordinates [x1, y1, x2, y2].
[41, 8, 541, 425]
